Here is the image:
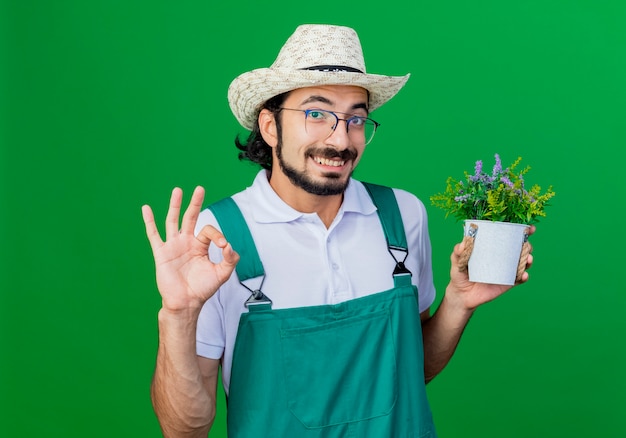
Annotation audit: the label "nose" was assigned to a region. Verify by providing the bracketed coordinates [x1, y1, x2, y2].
[324, 119, 351, 149]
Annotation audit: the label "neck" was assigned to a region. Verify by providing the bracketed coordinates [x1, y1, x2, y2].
[268, 170, 344, 228]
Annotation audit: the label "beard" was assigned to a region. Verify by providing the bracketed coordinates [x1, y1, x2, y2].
[275, 141, 358, 196]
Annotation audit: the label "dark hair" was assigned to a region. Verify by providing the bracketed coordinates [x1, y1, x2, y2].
[235, 92, 289, 170]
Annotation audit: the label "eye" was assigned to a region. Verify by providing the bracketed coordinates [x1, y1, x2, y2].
[348, 116, 367, 128]
[307, 110, 328, 120]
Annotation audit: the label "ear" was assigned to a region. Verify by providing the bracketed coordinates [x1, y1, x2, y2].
[258, 109, 278, 148]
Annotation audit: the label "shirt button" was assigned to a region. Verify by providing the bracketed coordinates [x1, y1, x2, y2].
[332, 263, 340, 270]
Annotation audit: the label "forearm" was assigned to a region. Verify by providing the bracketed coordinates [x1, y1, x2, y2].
[421, 286, 475, 383]
[151, 308, 215, 437]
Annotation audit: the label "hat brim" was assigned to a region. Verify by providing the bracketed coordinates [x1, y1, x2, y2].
[228, 68, 410, 130]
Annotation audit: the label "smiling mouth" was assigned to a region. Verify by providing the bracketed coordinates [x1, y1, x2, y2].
[313, 156, 346, 167]
[307, 147, 358, 170]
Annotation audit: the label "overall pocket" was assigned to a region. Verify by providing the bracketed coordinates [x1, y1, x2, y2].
[280, 309, 397, 428]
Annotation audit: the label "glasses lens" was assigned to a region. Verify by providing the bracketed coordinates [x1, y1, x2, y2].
[304, 109, 336, 139]
[348, 117, 378, 146]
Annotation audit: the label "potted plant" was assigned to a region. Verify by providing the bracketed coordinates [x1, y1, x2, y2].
[430, 154, 555, 285]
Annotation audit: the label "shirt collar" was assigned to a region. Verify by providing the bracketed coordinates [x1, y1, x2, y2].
[248, 170, 377, 224]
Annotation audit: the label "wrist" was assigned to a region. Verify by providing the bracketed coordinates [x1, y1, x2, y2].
[158, 306, 202, 328]
[158, 294, 207, 316]
[440, 286, 476, 326]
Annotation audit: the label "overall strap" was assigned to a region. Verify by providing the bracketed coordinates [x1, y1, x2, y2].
[362, 182, 407, 250]
[362, 182, 412, 284]
[208, 198, 271, 309]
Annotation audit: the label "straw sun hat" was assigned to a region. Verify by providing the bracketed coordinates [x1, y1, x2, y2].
[228, 24, 410, 130]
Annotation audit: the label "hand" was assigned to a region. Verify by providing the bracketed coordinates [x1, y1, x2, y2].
[446, 225, 536, 312]
[142, 186, 239, 313]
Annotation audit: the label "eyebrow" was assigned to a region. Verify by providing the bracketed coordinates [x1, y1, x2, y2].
[300, 95, 369, 113]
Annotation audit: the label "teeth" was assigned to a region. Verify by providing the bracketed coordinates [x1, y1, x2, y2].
[314, 157, 345, 167]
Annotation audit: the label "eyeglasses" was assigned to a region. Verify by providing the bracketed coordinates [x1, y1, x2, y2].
[279, 108, 380, 146]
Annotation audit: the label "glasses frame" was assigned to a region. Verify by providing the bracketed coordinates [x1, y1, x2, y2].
[278, 108, 380, 146]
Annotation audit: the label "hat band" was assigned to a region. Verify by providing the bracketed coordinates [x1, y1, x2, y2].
[301, 65, 364, 73]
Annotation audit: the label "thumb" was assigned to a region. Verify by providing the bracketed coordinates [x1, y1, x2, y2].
[456, 236, 474, 273]
[215, 242, 240, 283]
[221, 242, 240, 268]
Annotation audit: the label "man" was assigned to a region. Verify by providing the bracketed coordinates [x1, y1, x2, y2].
[142, 24, 534, 437]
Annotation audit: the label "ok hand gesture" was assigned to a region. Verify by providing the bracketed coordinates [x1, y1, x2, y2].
[142, 186, 239, 313]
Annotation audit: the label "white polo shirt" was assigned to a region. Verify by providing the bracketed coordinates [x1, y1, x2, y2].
[195, 170, 436, 394]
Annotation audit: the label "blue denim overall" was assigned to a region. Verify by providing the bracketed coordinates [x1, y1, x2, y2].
[209, 183, 436, 437]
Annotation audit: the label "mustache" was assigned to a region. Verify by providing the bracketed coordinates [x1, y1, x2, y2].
[306, 148, 358, 162]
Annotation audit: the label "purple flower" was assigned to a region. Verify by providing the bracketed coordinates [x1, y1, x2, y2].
[474, 160, 483, 176]
[469, 161, 483, 182]
[492, 154, 502, 176]
[500, 176, 514, 188]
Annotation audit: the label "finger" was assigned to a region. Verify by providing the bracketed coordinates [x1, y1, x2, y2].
[457, 237, 473, 272]
[450, 242, 461, 267]
[516, 270, 529, 284]
[453, 241, 464, 257]
[195, 225, 227, 249]
[141, 204, 164, 251]
[450, 242, 463, 271]
[450, 242, 471, 282]
[165, 187, 183, 239]
[223, 243, 240, 264]
[180, 186, 206, 235]
[215, 243, 240, 283]
[221, 243, 240, 269]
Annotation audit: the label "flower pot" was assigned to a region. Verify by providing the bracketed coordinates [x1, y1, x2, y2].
[463, 220, 530, 285]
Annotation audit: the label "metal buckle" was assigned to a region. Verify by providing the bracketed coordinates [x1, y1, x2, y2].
[388, 246, 412, 277]
[244, 289, 273, 308]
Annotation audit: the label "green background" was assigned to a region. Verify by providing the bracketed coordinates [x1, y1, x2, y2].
[2, 0, 624, 436]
